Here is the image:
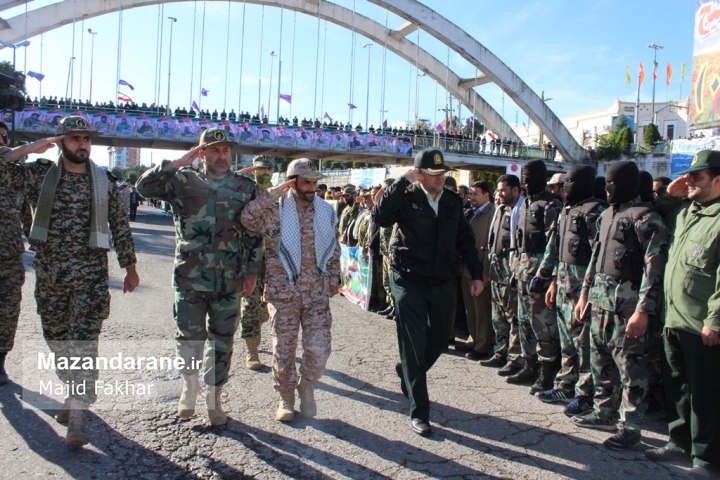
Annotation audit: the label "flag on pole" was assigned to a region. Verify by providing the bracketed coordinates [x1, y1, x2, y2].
[469, 118, 474, 131]
[118, 92, 132, 103]
[27, 71, 45, 81]
[348, 103, 357, 109]
[201, 88, 208, 97]
[323, 112, 333, 123]
[639, 63, 645, 89]
[436, 123, 445, 134]
[279, 93, 292, 104]
[118, 79, 134, 91]
[486, 130, 498, 141]
[681, 62, 686, 83]
[382, 119, 387, 128]
[192, 101, 199, 111]
[653, 61, 658, 80]
[625, 65, 631, 84]
[666, 62, 673, 88]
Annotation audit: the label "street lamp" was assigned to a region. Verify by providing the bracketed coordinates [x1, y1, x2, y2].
[0, 39, 31, 145]
[648, 43, 664, 126]
[363, 43, 373, 130]
[87, 29, 98, 104]
[166, 17, 177, 116]
[268, 51, 275, 122]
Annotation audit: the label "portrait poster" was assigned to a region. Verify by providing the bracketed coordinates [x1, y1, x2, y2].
[313, 130, 330, 150]
[113, 114, 134, 137]
[365, 134, 382, 152]
[691, 1, 720, 129]
[275, 126, 295, 148]
[397, 136, 413, 156]
[218, 121, 237, 142]
[382, 136, 398, 153]
[295, 128, 312, 148]
[257, 126, 276, 146]
[20, 108, 45, 131]
[237, 123, 257, 145]
[155, 117, 177, 140]
[339, 245, 372, 310]
[91, 113, 114, 135]
[330, 131, 348, 151]
[198, 119, 216, 134]
[44, 110, 65, 132]
[348, 132, 365, 151]
[177, 118, 199, 141]
[134, 115, 156, 138]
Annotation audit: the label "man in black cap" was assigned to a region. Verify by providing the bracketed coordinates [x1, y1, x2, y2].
[372, 148, 484, 436]
[507, 159, 563, 394]
[574, 160, 668, 450]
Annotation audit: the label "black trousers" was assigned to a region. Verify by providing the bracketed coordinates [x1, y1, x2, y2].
[391, 271, 455, 422]
[663, 327, 720, 467]
[129, 204, 138, 221]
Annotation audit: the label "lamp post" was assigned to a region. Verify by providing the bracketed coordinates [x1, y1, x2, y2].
[267, 51, 275, 122]
[87, 29, 97, 104]
[0, 39, 30, 145]
[648, 43, 664, 126]
[379, 109, 387, 128]
[363, 43, 373, 130]
[166, 17, 177, 116]
[538, 90, 553, 145]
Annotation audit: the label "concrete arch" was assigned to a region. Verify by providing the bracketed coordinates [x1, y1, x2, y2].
[0, 0, 585, 162]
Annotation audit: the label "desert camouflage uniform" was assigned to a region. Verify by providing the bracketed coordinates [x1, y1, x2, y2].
[137, 162, 263, 386]
[119, 187, 130, 215]
[536, 201, 606, 396]
[0, 157, 35, 355]
[581, 198, 668, 433]
[241, 191, 341, 392]
[1, 156, 136, 404]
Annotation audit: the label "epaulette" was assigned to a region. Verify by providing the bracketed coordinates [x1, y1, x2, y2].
[180, 165, 200, 172]
[106, 170, 118, 182]
[36, 158, 52, 165]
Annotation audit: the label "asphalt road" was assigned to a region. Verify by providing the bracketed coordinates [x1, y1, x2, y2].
[0, 205, 690, 479]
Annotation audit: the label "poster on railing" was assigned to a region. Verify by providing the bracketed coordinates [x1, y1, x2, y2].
[365, 134, 382, 152]
[276, 126, 294, 147]
[134, 116, 156, 138]
[198, 119, 216, 133]
[313, 130, 330, 150]
[156, 117, 177, 140]
[383, 136, 398, 153]
[237, 123, 257, 144]
[397, 136, 413, 156]
[331, 131, 348, 150]
[670, 137, 720, 176]
[218, 121, 237, 142]
[44, 110, 64, 132]
[295, 128, 312, 148]
[350, 168, 386, 188]
[113, 114, 134, 137]
[20, 108, 45, 131]
[257, 126, 275, 146]
[91, 113, 114, 135]
[691, 2, 720, 129]
[348, 132, 365, 151]
[339, 244, 372, 311]
[178, 118, 199, 141]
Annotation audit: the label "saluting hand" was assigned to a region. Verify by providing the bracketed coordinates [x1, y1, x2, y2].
[403, 167, 422, 183]
[667, 174, 689, 198]
[373, 186, 386, 203]
[267, 178, 295, 202]
[163, 144, 205, 171]
[3, 135, 65, 160]
[237, 166, 258, 175]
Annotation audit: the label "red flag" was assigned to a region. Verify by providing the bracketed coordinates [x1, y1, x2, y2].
[666, 62, 673, 88]
[639, 63, 645, 89]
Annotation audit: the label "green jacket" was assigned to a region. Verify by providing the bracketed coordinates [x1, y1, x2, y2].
[663, 196, 720, 335]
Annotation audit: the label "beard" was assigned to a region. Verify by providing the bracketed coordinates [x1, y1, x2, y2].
[295, 188, 316, 203]
[61, 143, 89, 164]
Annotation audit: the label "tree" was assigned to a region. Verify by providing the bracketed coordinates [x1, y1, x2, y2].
[643, 123, 662, 145]
[595, 133, 622, 161]
[618, 126, 634, 152]
[462, 117, 485, 138]
[111, 167, 124, 181]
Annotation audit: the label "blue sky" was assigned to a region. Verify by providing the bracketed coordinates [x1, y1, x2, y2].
[0, 0, 694, 163]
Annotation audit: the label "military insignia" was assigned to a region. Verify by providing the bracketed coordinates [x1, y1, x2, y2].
[76, 118, 88, 129]
[213, 130, 225, 141]
[618, 218, 632, 230]
[689, 244, 702, 261]
[433, 153, 442, 165]
[691, 154, 699, 166]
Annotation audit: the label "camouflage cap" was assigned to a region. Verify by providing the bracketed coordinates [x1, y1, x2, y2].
[253, 154, 274, 169]
[341, 186, 355, 195]
[286, 158, 324, 181]
[57, 116, 103, 136]
[200, 127, 234, 148]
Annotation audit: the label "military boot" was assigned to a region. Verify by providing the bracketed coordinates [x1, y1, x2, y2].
[506, 357, 539, 385]
[296, 377, 317, 418]
[205, 385, 228, 426]
[177, 373, 201, 419]
[0, 352, 9, 385]
[55, 397, 72, 423]
[276, 390, 295, 422]
[245, 335, 263, 371]
[529, 360, 559, 395]
[65, 399, 90, 448]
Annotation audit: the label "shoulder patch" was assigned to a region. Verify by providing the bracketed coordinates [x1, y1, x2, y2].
[37, 158, 52, 165]
[180, 165, 199, 173]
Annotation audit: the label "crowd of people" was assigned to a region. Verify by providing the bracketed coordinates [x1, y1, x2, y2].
[0, 114, 717, 478]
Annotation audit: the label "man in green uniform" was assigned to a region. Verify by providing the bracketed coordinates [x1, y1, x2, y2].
[644, 150, 720, 477]
[574, 161, 668, 450]
[338, 187, 359, 244]
[137, 128, 262, 426]
[1, 116, 139, 448]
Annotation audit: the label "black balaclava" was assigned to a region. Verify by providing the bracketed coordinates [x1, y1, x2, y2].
[605, 161, 639, 205]
[593, 176, 607, 202]
[639, 170, 654, 203]
[564, 165, 596, 205]
[522, 159, 547, 196]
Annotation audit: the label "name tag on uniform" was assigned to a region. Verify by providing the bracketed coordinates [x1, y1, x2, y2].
[689, 244, 702, 261]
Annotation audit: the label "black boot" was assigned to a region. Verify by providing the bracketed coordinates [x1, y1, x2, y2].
[506, 356, 539, 385]
[0, 352, 9, 385]
[529, 360, 558, 394]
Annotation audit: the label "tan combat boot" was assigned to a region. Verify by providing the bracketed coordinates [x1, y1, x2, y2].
[205, 385, 228, 426]
[55, 397, 72, 424]
[65, 399, 90, 448]
[296, 377, 317, 418]
[276, 390, 295, 422]
[245, 335, 263, 371]
[177, 373, 201, 419]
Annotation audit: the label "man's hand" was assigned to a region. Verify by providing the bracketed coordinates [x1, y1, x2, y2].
[163, 144, 205, 171]
[373, 186, 386, 203]
[330, 285, 339, 297]
[667, 174, 689, 198]
[403, 167, 422, 184]
[237, 166, 258, 175]
[470, 279, 484, 296]
[242, 273, 258, 297]
[267, 178, 295, 202]
[701, 326, 720, 347]
[123, 265, 140, 293]
[483, 277, 491, 288]
[545, 279, 557, 309]
[2, 135, 65, 161]
[626, 312, 649, 338]
[575, 294, 589, 322]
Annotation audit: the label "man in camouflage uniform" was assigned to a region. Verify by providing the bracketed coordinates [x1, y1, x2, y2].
[1, 116, 139, 448]
[574, 161, 668, 450]
[507, 160, 563, 393]
[376, 178, 396, 319]
[137, 128, 262, 426]
[338, 187, 359, 244]
[482, 175, 524, 373]
[240, 155, 274, 371]
[241, 159, 340, 422]
[531, 165, 607, 418]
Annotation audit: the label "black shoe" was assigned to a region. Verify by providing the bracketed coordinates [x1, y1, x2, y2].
[466, 351, 490, 361]
[410, 418, 431, 436]
[480, 352, 506, 368]
[529, 360, 558, 394]
[506, 359, 539, 385]
[395, 363, 408, 398]
[497, 360, 523, 377]
[644, 445, 691, 463]
[603, 423, 641, 450]
[378, 305, 394, 316]
[0, 352, 8, 386]
[369, 304, 386, 313]
[384, 308, 395, 320]
[454, 342, 474, 352]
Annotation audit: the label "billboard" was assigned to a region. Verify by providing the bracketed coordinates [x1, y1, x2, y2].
[690, 1, 720, 129]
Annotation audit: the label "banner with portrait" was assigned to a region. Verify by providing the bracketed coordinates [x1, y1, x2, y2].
[691, 1, 720, 129]
[295, 128, 312, 148]
[44, 110, 65, 133]
[330, 131, 348, 151]
[275, 126, 295, 148]
[217, 121, 237, 142]
[113, 114, 134, 137]
[91, 112, 114, 135]
[348, 132, 365, 151]
[20, 108, 45, 131]
[134, 116, 156, 138]
[177, 118, 199, 141]
[237, 123, 257, 145]
[339, 245, 372, 310]
[313, 130, 330, 150]
[155, 117, 177, 140]
[257, 126, 275, 146]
